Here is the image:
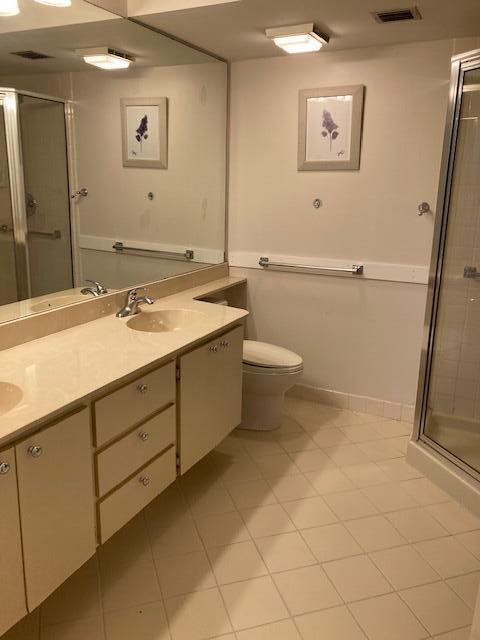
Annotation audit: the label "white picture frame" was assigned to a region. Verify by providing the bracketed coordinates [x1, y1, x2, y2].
[121, 97, 168, 169]
[298, 85, 365, 171]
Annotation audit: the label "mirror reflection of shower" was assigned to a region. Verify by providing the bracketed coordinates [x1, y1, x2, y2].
[0, 89, 74, 307]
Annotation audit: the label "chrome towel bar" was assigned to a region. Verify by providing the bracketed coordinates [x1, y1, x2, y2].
[259, 257, 364, 275]
[112, 241, 194, 260]
[0, 226, 61, 239]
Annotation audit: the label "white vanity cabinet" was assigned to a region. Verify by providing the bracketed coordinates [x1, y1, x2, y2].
[179, 325, 243, 473]
[0, 447, 27, 637]
[15, 407, 96, 611]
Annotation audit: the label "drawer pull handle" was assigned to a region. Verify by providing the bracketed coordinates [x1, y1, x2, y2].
[209, 345, 218, 353]
[139, 476, 150, 487]
[28, 445, 43, 458]
[0, 462, 10, 475]
[138, 431, 149, 442]
[220, 340, 230, 348]
[137, 384, 148, 394]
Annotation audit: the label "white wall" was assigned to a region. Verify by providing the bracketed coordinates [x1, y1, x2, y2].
[229, 38, 475, 404]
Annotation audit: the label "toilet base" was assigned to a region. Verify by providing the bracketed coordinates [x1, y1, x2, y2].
[239, 391, 285, 431]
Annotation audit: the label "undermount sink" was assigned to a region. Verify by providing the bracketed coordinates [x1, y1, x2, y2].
[30, 294, 84, 313]
[0, 382, 23, 416]
[126, 309, 208, 333]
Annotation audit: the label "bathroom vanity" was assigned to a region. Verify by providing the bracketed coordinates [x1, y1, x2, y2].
[0, 275, 247, 637]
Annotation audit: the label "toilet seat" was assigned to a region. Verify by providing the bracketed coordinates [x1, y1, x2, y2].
[243, 340, 303, 374]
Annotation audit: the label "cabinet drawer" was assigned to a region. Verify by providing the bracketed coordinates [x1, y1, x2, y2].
[96, 405, 176, 497]
[98, 447, 176, 544]
[94, 361, 175, 447]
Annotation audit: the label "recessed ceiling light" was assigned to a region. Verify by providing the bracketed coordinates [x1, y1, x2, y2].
[76, 47, 134, 70]
[0, 0, 19, 16]
[265, 23, 329, 54]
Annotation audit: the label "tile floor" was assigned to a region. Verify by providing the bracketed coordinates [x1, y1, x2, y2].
[5, 397, 480, 640]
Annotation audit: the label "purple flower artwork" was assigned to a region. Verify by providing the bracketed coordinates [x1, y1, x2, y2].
[135, 114, 149, 150]
[321, 109, 339, 152]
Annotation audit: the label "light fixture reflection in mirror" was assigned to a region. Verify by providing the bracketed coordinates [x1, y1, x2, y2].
[0, 0, 20, 16]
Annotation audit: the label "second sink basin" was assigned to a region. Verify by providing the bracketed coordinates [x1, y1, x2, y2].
[0, 382, 23, 416]
[126, 309, 208, 333]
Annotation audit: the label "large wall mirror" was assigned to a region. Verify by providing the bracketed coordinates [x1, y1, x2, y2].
[0, 3, 227, 323]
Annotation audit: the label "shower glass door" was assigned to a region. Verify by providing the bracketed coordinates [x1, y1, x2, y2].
[418, 53, 480, 478]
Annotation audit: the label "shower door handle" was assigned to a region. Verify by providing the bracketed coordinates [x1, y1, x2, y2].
[463, 266, 480, 279]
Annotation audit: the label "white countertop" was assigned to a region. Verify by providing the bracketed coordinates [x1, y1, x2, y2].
[0, 277, 248, 447]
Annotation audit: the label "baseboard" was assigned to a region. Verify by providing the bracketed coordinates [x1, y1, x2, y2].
[287, 383, 415, 424]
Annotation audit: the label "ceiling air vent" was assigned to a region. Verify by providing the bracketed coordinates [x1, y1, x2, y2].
[10, 50, 53, 60]
[373, 7, 422, 23]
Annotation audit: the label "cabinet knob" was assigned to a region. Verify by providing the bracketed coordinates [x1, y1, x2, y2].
[28, 445, 43, 458]
[137, 383, 148, 394]
[139, 476, 150, 486]
[0, 462, 10, 475]
[209, 345, 218, 353]
[138, 431, 149, 442]
[220, 340, 230, 348]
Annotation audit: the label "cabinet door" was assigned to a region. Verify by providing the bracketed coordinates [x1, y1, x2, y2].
[0, 448, 27, 636]
[16, 408, 96, 611]
[179, 325, 244, 474]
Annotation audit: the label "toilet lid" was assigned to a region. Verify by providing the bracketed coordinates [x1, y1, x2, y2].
[243, 340, 303, 369]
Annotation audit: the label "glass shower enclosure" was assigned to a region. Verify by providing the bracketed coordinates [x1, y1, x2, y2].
[0, 89, 74, 307]
[415, 49, 480, 481]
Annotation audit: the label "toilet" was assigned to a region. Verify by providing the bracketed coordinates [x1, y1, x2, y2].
[240, 340, 303, 431]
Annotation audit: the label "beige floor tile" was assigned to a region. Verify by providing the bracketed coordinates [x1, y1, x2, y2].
[104, 601, 170, 640]
[377, 459, 424, 482]
[255, 453, 301, 479]
[426, 502, 480, 534]
[371, 420, 413, 438]
[301, 523, 363, 562]
[323, 555, 392, 602]
[240, 433, 285, 458]
[2, 609, 39, 638]
[288, 448, 335, 473]
[40, 616, 104, 640]
[164, 588, 232, 640]
[282, 496, 337, 529]
[148, 514, 204, 558]
[361, 483, 418, 513]
[349, 593, 428, 640]
[340, 424, 385, 443]
[388, 435, 410, 454]
[98, 514, 152, 569]
[228, 479, 277, 509]
[456, 530, 480, 559]
[154, 550, 216, 597]
[188, 484, 236, 518]
[447, 572, 480, 609]
[208, 540, 268, 584]
[432, 627, 472, 639]
[215, 455, 264, 487]
[311, 428, 350, 448]
[399, 582, 473, 635]
[255, 531, 317, 573]
[400, 478, 450, 506]
[100, 560, 162, 613]
[269, 474, 317, 502]
[357, 440, 404, 462]
[323, 490, 378, 521]
[414, 537, 480, 578]
[342, 463, 390, 488]
[369, 545, 441, 590]
[386, 507, 449, 542]
[322, 444, 371, 467]
[294, 606, 367, 639]
[236, 619, 301, 639]
[241, 504, 296, 538]
[221, 576, 289, 630]
[195, 511, 251, 548]
[273, 565, 342, 615]
[305, 467, 354, 494]
[276, 432, 317, 453]
[41, 557, 101, 626]
[345, 515, 406, 551]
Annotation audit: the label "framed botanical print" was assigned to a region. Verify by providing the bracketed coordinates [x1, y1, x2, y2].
[121, 97, 168, 169]
[298, 85, 365, 171]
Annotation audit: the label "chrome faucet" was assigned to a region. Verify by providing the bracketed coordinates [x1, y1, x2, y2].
[116, 287, 155, 318]
[81, 280, 108, 297]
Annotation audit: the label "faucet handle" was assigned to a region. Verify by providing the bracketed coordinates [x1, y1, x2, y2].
[126, 287, 145, 303]
[86, 279, 108, 294]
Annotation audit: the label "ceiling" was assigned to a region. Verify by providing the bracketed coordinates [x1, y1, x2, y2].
[130, 0, 480, 61]
[0, 18, 213, 74]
